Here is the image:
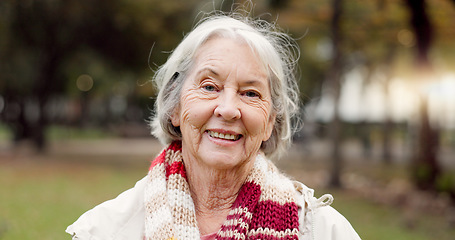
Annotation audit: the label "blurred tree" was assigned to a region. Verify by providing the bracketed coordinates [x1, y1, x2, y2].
[271, 0, 454, 193]
[405, 0, 433, 67]
[268, 0, 290, 9]
[404, 0, 441, 191]
[342, 0, 404, 164]
[327, 0, 344, 188]
[0, 0, 200, 151]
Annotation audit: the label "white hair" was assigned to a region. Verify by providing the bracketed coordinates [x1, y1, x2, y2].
[150, 12, 301, 159]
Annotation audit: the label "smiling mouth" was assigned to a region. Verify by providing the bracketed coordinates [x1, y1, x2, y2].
[207, 130, 242, 141]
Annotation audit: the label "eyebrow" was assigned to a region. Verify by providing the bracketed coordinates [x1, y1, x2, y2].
[195, 67, 267, 88]
[195, 68, 219, 77]
[242, 79, 268, 89]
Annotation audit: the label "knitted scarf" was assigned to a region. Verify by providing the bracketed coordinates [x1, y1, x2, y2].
[144, 141, 300, 240]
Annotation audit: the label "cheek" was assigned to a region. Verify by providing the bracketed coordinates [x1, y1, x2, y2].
[179, 90, 214, 130]
[243, 101, 273, 137]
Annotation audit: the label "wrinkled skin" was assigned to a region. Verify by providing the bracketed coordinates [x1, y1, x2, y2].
[171, 37, 275, 172]
[170, 37, 276, 235]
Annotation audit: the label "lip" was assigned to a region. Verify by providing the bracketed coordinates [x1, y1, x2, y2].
[207, 128, 241, 136]
[205, 128, 243, 143]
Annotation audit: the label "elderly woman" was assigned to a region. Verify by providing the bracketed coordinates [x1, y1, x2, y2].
[66, 14, 361, 240]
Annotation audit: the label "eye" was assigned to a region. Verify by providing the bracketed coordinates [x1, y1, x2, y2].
[204, 85, 215, 91]
[243, 90, 260, 98]
[201, 82, 218, 92]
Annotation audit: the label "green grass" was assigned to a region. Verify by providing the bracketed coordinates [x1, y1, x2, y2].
[0, 124, 12, 141]
[0, 159, 147, 240]
[46, 125, 115, 140]
[0, 124, 115, 142]
[328, 189, 454, 240]
[1, 156, 453, 239]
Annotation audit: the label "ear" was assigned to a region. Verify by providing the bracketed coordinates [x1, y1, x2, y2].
[263, 112, 276, 141]
[170, 107, 181, 127]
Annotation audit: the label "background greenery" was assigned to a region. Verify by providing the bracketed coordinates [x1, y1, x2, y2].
[1, 0, 454, 239]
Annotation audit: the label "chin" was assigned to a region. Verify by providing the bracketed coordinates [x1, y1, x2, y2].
[200, 151, 249, 170]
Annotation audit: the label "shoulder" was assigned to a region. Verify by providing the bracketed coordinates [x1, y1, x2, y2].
[293, 181, 361, 240]
[66, 176, 148, 240]
[312, 205, 361, 240]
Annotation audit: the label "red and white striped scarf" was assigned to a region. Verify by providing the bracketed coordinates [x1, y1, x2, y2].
[144, 141, 300, 240]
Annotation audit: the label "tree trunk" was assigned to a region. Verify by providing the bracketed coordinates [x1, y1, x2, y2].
[414, 96, 440, 189]
[404, 0, 440, 191]
[404, 0, 433, 68]
[13, 99, 32, 143]
[33, 97, 47, 151]
[31, 49, 60, 152]
[381, 45, 397, 164]
[328, 0, 344, 188]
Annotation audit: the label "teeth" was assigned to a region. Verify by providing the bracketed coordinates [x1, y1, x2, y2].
[208, 131, 239, 140]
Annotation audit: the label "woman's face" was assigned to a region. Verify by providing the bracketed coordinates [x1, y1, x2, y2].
[171, 37, 275, 170]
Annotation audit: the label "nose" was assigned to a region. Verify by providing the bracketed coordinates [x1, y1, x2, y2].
[214, 90, 241, 121]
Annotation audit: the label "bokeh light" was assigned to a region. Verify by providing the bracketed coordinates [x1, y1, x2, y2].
[397, 29, 415, 47]
[76, 74, 94, 92]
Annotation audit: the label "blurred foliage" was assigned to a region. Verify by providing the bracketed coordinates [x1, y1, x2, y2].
[1, 0, 455, 142]
[1, 1, 455, 237]
[435, 172, 455, 195]
[0, 0, 454, 190]
[0, 0, 205, 148]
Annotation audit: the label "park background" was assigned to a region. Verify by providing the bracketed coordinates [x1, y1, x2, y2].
[0, 0, 454, 239]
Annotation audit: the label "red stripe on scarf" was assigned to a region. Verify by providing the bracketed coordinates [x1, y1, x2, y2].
[149, 141, 182, 171]
[169, 140, 182, 151]
[217, 176, 299, 239]
[248, 233, 298, 240]
[251, 200, 299, 231]
[166, 160, 187, 179]
[216, 181, 261, 239]
[149, 150, 166, 170]
[232, 181, 262, 209]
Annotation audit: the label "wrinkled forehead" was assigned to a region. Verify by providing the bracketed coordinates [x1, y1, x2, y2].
[192, 33, 271, 77]
[190, 37, 269, 83]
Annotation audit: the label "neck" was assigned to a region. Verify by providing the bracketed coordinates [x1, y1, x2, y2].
[183, 152, 256, 235]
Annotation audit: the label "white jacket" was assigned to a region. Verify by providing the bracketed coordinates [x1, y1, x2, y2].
[66, 176, 361, 240]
